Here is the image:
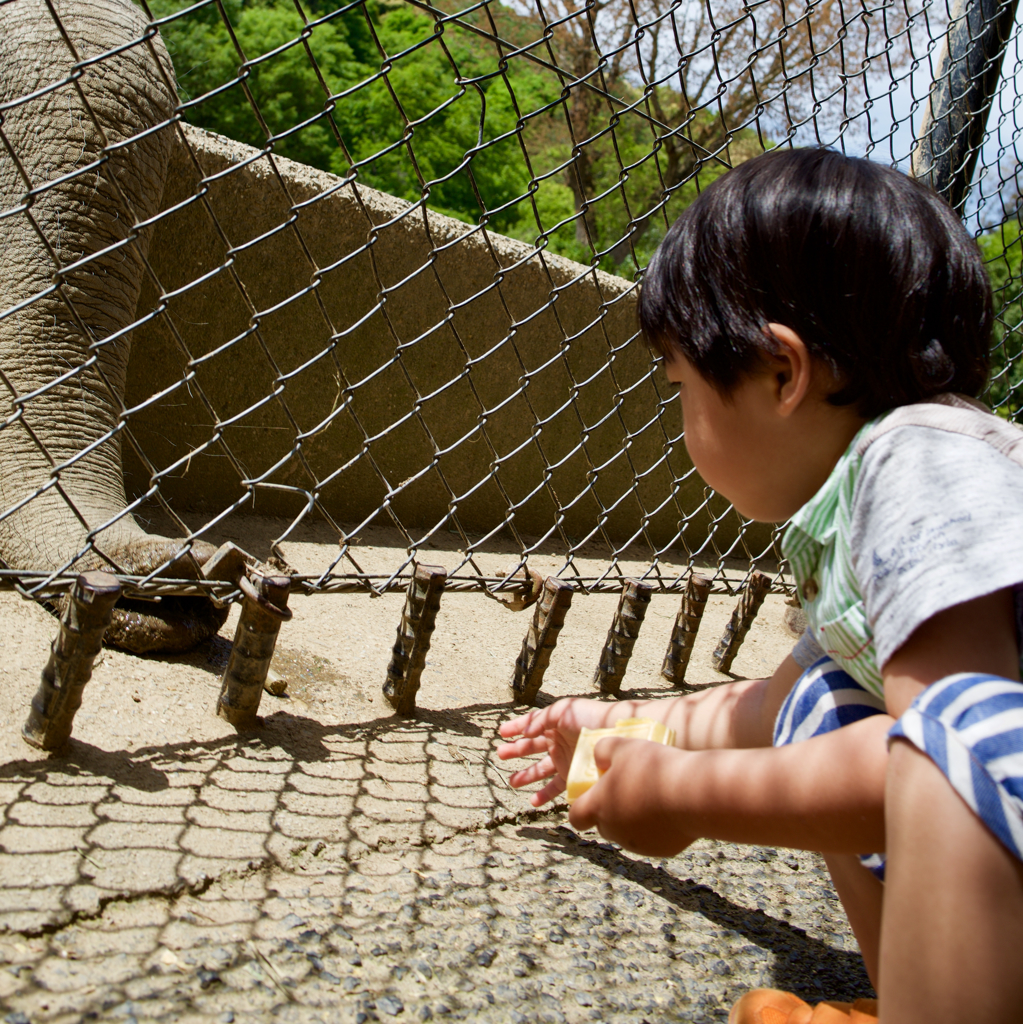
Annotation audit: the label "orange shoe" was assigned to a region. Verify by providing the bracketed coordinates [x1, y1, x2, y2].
[729, 988, 878, 1024]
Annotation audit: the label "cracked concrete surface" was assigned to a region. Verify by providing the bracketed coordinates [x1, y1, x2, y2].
[0, 520, 873, 1023]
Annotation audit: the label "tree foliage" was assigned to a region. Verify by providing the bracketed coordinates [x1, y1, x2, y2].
[152, 0, 574, 235]
[151, 0, 911, 271]
[979, 222, 1023, 417]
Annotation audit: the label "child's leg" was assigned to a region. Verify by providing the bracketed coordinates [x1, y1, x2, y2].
[879, 739, 1023, 1024]
[773, 656, 888, 988]
[822, 854, 882, 988]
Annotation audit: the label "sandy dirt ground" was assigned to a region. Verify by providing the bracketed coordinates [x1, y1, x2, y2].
[0, 520, 872, 1024]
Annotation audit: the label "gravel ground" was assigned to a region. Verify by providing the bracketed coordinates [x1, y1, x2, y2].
[0, 824, 872, 1024]
[0, 520, 874, 1024]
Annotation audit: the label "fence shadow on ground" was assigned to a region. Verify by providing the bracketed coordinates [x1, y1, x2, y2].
[0, 690, 872, 1022]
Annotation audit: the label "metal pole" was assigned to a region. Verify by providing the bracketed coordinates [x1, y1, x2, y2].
[217, 574, 292, 727]
[594, 579, 655, 696]
[912, 0, 1021, 210]
[510, 576, 574, 705]
[383, 563, 447, 716]
[661, 573, 712, 686]
[23, 571, 122, 750]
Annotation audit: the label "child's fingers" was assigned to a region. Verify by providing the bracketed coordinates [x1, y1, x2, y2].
[593, 734, 628, 771]
[498, 714, 531, 740]
[496, 735, 551, 761]
[570, 738, 629, 831]
[567, 783, 599, 831]
[530, 775, 566, 807]
[498, 706, 553, 740]
[507, 755, 557, 789]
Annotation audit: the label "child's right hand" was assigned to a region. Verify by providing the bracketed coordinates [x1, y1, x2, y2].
[496, 698, 617, 807]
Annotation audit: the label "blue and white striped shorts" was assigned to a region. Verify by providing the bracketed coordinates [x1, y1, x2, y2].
[773, 657, 1023, 880]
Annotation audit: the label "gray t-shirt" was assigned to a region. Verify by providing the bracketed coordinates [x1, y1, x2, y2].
[819, 424, 1023, 672]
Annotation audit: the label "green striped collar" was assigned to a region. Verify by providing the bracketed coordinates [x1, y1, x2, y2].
[788, 418, 878, 540]
[783, 418, 879, 581]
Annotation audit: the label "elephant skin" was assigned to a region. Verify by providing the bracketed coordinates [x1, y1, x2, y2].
[0, 0, 228, 652]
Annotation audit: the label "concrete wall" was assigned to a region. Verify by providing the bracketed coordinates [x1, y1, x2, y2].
[126, 124, 760, 552]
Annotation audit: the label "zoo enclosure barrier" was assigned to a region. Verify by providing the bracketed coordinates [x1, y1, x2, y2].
[3, 0, 1023, 728]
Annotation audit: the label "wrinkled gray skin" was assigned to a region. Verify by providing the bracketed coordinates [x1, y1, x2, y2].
[0, 0, 228, 652]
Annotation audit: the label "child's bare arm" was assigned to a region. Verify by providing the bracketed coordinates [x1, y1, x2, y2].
[883, 587, 1020, 717]
[569, 589, 1022, 859]
[496, 654, 804, 806]
[568, 713, 891, 857]
[667, 653, 803, 749]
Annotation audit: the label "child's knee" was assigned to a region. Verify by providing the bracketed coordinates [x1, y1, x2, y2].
[888, 673, 1023, 865]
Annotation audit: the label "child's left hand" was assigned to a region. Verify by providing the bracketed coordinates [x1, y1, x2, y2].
[568, 736, 696, 858]
[497, 697, 618, 806]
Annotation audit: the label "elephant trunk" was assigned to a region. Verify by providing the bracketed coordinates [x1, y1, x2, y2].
[0, 0, 228, 652]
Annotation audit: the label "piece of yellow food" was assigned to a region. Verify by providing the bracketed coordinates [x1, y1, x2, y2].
[565, 717, 676, 802]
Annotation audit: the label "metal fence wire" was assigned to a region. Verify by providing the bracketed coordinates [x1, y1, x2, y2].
[2, 0, 1023, 639]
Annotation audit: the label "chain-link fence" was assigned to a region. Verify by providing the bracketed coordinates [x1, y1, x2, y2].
[2, 0, 1023, 648]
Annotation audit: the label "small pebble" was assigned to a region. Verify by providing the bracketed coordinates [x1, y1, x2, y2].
[377, 996, 404, 1016]
[409, 959, 433, 980]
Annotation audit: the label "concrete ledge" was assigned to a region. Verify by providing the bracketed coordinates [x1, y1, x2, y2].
[126, 124, 758, 552]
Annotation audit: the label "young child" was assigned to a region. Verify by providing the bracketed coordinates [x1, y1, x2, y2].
[497, 148, 1023, 1024]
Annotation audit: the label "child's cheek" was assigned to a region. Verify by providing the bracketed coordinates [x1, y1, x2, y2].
[681, 426, 713, 485]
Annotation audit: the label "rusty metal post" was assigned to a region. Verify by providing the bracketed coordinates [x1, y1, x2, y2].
[661, 573, 713, 686]
[510, 577, 574, 705]
[217, 574, 292, 727]
[383, 564, 447, 716]
[23, 571, 122, 750]
[594, 579, 655, 696]
[712, 571, 771, 674]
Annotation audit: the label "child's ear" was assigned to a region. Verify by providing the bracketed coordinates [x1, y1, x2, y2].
[763, 323, 812, 417]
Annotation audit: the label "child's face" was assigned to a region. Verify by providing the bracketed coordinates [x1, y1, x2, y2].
[664, 355, 781, 520]
[664, 344, 858, 522]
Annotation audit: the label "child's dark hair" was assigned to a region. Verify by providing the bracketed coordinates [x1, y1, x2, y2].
[639, 148, 993, 417]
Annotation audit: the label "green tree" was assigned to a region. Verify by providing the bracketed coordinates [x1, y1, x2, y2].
[152, 0, 563, 233]
[149, 0, 769, 264]
[327, 4, 558, 232]
[152, 0, 378, 170]
[979, 222, 1023, 417]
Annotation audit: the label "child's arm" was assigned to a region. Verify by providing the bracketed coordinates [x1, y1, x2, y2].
[566, 714, 891, 857]
[882, 588, 1020, 716]
[569, 588, 1021, 860]
[497, 654, 804, 806]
